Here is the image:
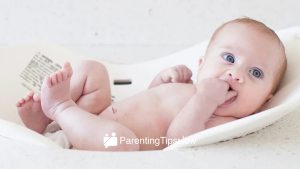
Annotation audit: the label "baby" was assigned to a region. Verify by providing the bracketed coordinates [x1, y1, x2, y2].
[16, 18, 287, 151]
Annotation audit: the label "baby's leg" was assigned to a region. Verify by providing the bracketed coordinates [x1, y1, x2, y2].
[17, 60, 111, 133]
[70, 60, 111, 114]
[41, 63, 139, 151]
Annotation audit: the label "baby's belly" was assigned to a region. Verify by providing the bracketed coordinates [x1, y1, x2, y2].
[99, 102, 169, 150]
[99, 83, 195, 150]
[100, 96, 169, 134]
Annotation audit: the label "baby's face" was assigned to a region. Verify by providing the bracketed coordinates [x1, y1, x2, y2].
[197, 23, 283, 118]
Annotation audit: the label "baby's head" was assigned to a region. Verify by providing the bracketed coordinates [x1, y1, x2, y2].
[197, 18, 287, 118]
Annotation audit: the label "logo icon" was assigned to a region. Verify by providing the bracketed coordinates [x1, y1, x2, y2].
[103, 132, 118, 148]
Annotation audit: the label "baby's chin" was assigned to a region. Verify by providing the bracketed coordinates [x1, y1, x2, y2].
[214, 105, 258, 119]
[214, 103, 240, 118]
[213, 107, 233, 117]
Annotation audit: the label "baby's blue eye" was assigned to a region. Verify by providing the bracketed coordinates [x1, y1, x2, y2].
[249, 67, 264, 79]
[223, 53, 235, 63]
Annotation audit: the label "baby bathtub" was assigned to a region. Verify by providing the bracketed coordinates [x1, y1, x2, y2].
[0, 27, 300, 168]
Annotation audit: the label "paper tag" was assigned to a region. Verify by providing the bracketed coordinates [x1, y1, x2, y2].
[20, 52, 62, 92]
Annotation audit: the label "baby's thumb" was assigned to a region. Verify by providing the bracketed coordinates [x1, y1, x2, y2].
[224, 90, 237, 102]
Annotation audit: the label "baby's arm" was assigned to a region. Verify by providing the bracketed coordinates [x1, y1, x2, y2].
[166, 92, 217, 139]
[148, 65, 193, 88]
[166, 78, 237, 139]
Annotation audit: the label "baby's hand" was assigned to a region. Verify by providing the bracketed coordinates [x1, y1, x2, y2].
[196, 78, 237, 106]
[160, 65, 193, 83]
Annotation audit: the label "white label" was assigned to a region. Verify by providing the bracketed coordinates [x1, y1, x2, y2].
[20, 52, 61, 92]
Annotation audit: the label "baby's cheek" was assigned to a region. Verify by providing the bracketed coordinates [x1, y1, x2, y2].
[239, 93, 263, 113]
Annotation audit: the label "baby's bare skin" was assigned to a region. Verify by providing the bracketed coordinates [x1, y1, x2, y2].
[17, 18, 286, 151]
[99, 83, 196, 149]
[35, 61, 237, 151]
[17, 60, 112, 133]
[99, 83, 236, 150]
[17, 62, 234, 151]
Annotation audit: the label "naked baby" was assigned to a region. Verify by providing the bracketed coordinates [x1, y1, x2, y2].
[16, 18, 287, 151]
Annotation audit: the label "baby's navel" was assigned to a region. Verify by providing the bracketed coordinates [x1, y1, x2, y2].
[112, 106, 117, 114]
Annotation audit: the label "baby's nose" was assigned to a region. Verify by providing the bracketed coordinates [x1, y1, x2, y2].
[227, 71, 244, 83]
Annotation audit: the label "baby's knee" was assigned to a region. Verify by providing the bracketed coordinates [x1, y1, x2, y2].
[79, 60, 108, 76]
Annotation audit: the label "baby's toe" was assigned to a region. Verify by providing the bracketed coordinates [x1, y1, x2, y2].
[24, 95, 33, 101]
[33, 93, 41, 102]
[27, 91, 34, 97]
[16, 99, 25, 106]
[16, 102, 21, 107]
[56, 71, 63, 83]
[51, 73, 58, 85]
[63, 62, 73, 78]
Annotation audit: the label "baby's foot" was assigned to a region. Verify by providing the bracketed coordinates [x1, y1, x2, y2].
[41, 62, 76, 120]
[16, 91, 52, 133]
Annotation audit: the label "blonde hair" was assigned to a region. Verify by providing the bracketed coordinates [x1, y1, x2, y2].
[206, 17, 287, 94]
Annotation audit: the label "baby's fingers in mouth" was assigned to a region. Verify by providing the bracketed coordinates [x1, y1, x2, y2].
[225, 90, 238, 101]
[220, 91, 238, 107]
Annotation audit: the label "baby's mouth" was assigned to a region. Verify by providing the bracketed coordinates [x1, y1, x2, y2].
[223, 95, 237, 105]
[220, 86, 238, 107]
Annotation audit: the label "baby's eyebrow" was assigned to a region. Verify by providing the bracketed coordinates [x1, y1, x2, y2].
[219, 46, 242, 56]
[220, 46, 234, 51]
